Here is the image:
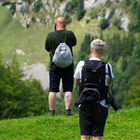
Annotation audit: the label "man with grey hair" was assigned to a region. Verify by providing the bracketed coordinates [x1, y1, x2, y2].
[74, 39, 114, 140]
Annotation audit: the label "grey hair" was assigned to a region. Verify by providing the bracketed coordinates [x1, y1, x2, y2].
[90, 39, 106, 54]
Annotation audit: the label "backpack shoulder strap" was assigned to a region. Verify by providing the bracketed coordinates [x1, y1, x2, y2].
[107, 63, 112, 79]
[79, 60, 88, 94]
[55, 30, 67, 43]
[64, 30, 67, 42]
[106, 63, 114, 96]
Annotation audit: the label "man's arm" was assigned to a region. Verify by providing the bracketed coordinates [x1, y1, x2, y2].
[70, 31, 77, 46]
[72, 32, 77, 46]
[45, 33, 51, 52]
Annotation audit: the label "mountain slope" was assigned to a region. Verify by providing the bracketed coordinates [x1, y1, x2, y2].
[0, 7, 49, 65]
[0, 6, 86, 65]
[0, 0, 131, 65]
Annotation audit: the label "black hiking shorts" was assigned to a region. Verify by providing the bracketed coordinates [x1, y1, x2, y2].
[49, 64, 74, 92]
[79, 102, 108, 136]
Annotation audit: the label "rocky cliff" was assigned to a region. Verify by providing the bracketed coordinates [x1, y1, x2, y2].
[1, 0, 129, 31]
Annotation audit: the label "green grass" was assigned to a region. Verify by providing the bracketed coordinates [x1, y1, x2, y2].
[104, 107, 140, 140]
[0, 107, 140, 140]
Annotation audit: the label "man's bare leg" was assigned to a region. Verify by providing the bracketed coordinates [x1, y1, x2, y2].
[64, 91, 72, 109]
[81, 135, 90, 140]
[92, 136, 101, 140]
[48, 92, 57, 115]
[64, 91, 72, 115]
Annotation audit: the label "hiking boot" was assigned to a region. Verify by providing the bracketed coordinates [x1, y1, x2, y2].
[49, 110, 55, 116]
[65, 109, 72, 116]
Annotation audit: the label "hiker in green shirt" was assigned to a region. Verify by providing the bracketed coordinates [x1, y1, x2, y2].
[45, 17, 77, 116]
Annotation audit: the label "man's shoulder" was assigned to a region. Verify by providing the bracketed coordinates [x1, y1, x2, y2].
[66, 30, 73, 32]
[66, 30, 74, 34]
[48, 31, 56, 36]
[48, 30, 74, 36]
[46, 31, 58, 41]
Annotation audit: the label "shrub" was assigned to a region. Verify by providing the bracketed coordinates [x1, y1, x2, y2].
[112, 16, 122, 30]
[100, 19, 110, 30]
[77, 34, 93, 62]
[64, 0, 85, 21]
[129, 1, 140, 32]
[88, 8, 98, 19]
[0, 56, 48, 119]
[126, 72, 140, 106]
[32, 0, 42, 13]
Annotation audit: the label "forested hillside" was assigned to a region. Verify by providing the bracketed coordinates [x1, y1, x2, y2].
[0, 0, 140, 119]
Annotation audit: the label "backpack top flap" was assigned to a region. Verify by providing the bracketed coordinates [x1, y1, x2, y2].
[83, 60, 106, 84]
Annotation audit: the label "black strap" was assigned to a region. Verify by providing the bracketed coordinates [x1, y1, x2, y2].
[64, 30, 67, 42]
[107, 64, 111, 79]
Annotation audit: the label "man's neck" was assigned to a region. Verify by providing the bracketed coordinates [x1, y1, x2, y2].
[90, 53, 101, 59]
[56, 27, 65, 30]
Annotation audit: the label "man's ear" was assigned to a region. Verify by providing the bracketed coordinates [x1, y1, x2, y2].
[54, 24, 56, 30]
[63, 23, 66, 29]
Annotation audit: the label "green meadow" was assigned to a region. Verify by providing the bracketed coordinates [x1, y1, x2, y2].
[0, 107, 140, 140]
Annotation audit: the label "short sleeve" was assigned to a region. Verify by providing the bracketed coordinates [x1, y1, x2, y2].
[74, 61, 85, 79]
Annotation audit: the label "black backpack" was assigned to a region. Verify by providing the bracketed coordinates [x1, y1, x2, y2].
[76, 60, 109, 107]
